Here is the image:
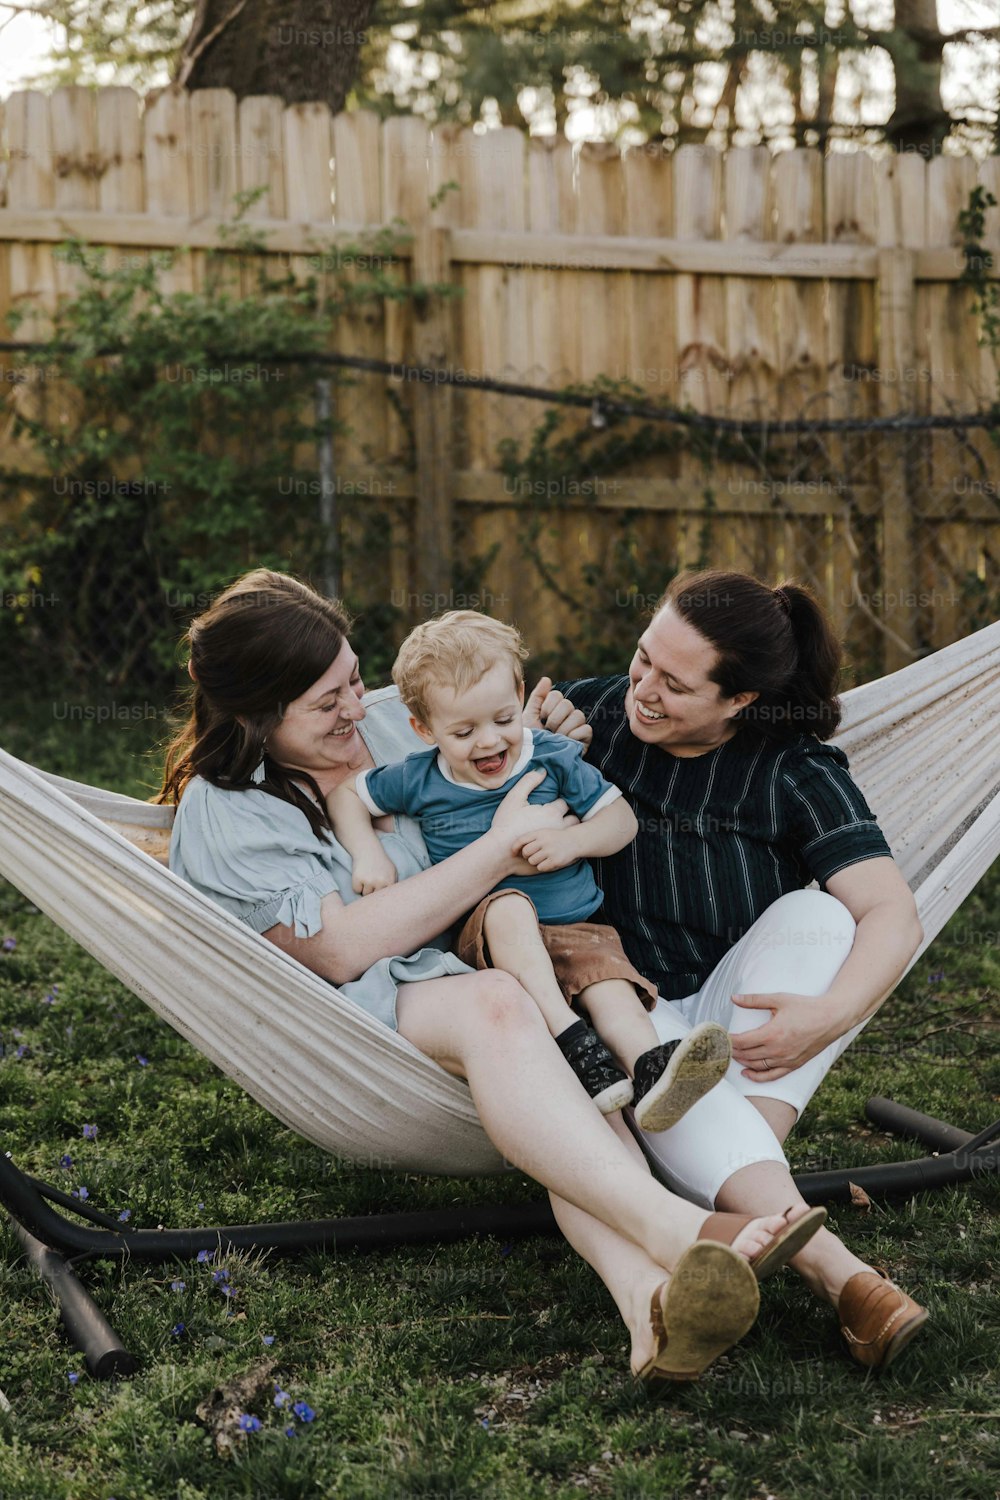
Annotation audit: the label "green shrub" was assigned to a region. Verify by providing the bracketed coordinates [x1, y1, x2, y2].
[0, 222, 419, 692]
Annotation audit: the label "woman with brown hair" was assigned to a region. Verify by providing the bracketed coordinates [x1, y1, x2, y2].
[552, 568, 929, 1370]
[159, 568, 825, 1385]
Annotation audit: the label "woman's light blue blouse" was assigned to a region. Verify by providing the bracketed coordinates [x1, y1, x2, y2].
[168, 686, 472, 1030]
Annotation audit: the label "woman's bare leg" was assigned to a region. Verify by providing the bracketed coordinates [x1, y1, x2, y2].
[748, 1097, 798, 1141]
[547, 1114, 680, 1373]
[395, 971, 791, 1272]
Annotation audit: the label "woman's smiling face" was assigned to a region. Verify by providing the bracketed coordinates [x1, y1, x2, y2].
[265, 637, 368, 778]
[625, 605, 755, 755]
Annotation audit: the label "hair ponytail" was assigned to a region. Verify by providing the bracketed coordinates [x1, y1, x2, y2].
[658, 569, 842, 741]
[774, 583, 842, 739]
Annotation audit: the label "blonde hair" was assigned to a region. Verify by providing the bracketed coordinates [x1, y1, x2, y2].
[392, 611, 529, 724]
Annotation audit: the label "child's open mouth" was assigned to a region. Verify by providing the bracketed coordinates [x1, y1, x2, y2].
[473, 750, 508, 776]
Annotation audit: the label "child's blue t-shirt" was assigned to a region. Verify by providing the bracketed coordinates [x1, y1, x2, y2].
[355, 727, 622, 923]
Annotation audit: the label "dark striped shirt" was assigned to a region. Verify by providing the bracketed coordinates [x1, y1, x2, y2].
[555, 675, 891, 1001]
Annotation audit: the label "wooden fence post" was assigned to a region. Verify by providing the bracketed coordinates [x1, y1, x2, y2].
[412, 223, 455, 611]
[877, 246, 920, 670]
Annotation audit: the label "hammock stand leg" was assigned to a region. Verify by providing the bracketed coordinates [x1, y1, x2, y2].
[8, 1222, 139, 1379]
[792, 1098, 1000, 1202]
[0, 1149, 559, 1377]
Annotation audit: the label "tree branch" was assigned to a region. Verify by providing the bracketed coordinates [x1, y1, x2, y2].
[174, 0, 250, 89]
[935, 25, 1000, 42]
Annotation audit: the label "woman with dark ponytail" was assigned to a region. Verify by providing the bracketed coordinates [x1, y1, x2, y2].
[553, 568, 929, 1371]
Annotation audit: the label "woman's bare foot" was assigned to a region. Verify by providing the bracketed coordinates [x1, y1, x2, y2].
[694, 1204, 827, 1278]
[628, 1272, 665, 1376]
[722, 1211, 799, 1260]
[628, 1208, 814, 1371]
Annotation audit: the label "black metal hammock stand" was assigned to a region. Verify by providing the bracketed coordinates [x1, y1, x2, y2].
[3, 1097, 998, 1379]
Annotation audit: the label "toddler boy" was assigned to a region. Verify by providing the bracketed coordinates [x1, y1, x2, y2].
[327, 611, 730, 1131]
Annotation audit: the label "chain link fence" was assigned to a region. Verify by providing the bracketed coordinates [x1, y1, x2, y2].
[2, 345, 998, 698]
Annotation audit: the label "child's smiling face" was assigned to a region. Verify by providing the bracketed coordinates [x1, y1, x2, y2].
[410, 660, 526, 787]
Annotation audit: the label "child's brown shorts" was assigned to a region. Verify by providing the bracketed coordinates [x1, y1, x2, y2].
[455, 890, 658, 1010]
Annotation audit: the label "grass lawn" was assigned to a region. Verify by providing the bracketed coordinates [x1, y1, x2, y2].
[0, 698, 998, 1500]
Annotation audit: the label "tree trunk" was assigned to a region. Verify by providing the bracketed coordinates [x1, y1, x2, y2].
[176, 0, 376, 111]
[813, 46, 839, 151]
[884, 0, 948, 154]
[712, 58, 744, 150]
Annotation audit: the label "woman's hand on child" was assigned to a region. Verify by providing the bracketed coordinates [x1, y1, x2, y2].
[489, 770, 578, 873]
[523, 677, 593, 748]
[351, 850, 399, 897]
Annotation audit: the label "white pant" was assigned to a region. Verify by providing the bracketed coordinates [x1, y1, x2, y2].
[630, 888, 860, 1207]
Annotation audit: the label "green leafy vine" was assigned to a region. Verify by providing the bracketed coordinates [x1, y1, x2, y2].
[958, 185, 1000, 387]
[0, 215, 440, 691]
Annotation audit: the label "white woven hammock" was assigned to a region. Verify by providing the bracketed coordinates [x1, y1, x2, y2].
[2, 622, 999, 1176]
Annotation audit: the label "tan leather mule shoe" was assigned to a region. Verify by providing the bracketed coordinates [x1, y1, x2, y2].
[839, 1268, 929, 1371]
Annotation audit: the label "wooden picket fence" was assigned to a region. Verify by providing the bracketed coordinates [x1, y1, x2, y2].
[1, 87, 999, 671]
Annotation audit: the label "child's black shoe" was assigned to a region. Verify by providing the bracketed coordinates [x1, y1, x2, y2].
[632, 1023, 731, 1132]
[557, 1023, 634, 1115]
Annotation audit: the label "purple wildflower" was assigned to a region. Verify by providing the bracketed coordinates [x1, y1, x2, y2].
[170, 1322, 185, 1337]
[60, 1155, 73, 1169]
[238, 1414, 261, 1433]
[118, 1209, 131, 1223]
[67, 1371, 79, 1385]
[292, 1401, 315, 1423]
[170, 1279, 186, 1293]
[82, 1123, 98, 1140]
[1, 937, 16, 952]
